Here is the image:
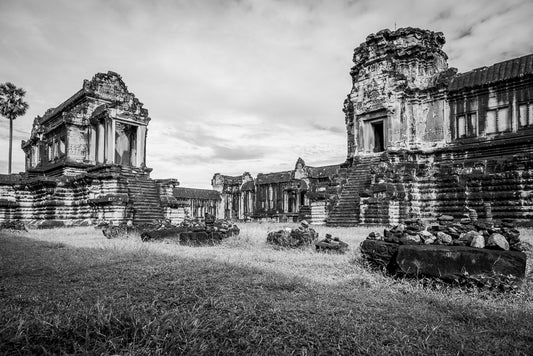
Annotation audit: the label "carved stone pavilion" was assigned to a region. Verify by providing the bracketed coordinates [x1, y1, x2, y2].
[0, 72, 221, 226]
[1, 27, 533, 227]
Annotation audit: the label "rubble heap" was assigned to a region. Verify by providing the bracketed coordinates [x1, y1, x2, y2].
[103, 216, 239, 246]
[367, 215, 529, 252]
[267, 220, 318, 248]
[0, 221, 28, 232]
[360, 215, 529, 284]
[315, 233, 349, 254]
[140, 217, 240, 245]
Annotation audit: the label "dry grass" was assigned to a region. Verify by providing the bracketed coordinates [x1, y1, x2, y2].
[1, 223, 533, 355]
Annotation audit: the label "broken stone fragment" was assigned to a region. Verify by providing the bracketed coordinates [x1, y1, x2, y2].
[470, 234, 485, 248]
[473, 221, 489, 230]
[460, 217, 471, 224]
[424, 235, 437, 245]
[459, 231, 479, 245]
[438, 215, 454, 222]
[368, 231, 383, 240]
[419, 230, 434, 241]
[315, 238, 349, 254]
[436, 231, 452, 245]
[486, 233, 510, 251]
[400, 234, 421, 245]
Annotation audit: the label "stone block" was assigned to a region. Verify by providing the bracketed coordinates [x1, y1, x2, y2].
[395, 245, 526, 279]
[360, 239, 399, 272]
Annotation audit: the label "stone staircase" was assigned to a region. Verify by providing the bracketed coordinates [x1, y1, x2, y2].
[326, 155, 380, 226]
[120, 166, 164, 225]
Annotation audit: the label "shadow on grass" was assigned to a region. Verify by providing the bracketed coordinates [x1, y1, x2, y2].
[1, 234, 533, 355]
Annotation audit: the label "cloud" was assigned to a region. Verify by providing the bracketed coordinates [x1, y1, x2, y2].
[0, 0, 531, 187]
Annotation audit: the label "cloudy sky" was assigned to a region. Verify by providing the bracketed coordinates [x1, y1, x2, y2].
[1, 0, 532, 188]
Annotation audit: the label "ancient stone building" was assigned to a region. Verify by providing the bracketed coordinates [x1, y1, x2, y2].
[211, 172, 254, 220]
[22, 71, 149, 176]
[329, 27, 533, 226]
[2, 28, 532, 227]
[214, 158, 339, 224]
[0, 72, 220, 227]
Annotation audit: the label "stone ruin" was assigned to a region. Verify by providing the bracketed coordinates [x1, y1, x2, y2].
[103, 215, 240, 246]
[1, 27, 533, 230]
[266, 220, 350, 253]
[212, 27, 533, 227]
[0, 72, 222, 228]
[328, 27, 533, 226]
[267, 220, 319, 248]
[360, 215, 530, 287]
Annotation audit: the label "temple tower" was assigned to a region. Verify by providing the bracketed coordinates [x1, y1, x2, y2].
[345, 27, 453, 159]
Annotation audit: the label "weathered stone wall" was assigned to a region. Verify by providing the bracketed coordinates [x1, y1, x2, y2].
[345, 28, 452, 157]
[0, 166, 194, 227]
[359, 139, 533, 225]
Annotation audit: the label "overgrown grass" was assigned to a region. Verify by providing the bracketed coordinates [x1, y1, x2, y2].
[1, 223, 533, 355]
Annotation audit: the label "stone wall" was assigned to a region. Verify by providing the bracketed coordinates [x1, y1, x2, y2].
[0, 166, 193, 227]
[359, 138, 533, 225]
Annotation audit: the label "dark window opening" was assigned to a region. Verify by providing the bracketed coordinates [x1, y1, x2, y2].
[372, 121, 385, 152]
[288, 192, 295, 213]
[300, 192, 306, 205]
[455, 112, 477, 139]
[519, 103, 533, 128]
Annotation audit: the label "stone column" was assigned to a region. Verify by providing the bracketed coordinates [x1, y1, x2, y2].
[89, 126, 97, 163]
[109, 120, 116, 164]
[97, 122, 105, 163]
[137, 125, 147, 167]
[103, 121, 108, 163]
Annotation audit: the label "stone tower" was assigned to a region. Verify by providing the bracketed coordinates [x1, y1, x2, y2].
[344, 27, 455, 160]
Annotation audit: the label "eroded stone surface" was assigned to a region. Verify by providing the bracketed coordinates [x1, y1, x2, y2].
[395, 245, 526, 279]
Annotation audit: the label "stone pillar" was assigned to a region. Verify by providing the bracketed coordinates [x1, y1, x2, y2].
[239, 193, 244, 219]
[97, 122, 105, 163]
[137, 125, 147, 167]
[89, 126, 97, 163]
[103, 121, 108, 163]
[109, 120, 116, 164]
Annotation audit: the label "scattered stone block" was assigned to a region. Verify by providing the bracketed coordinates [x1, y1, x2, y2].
[436, 231, 452, 245]
[360, 239, 399, 272]
[315, 234, 349, 254]
[486, 233, 510, 251]
[267, 222, 318, 248]
[470, 234, 485, 249]
[395, 245, 526, 279]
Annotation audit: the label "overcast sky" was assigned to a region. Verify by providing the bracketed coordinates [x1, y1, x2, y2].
[1, 0, 532, 188]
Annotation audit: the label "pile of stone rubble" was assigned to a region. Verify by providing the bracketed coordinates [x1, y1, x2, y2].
[267, 220, 350, 253]
[0, 221, 27, 232]
[367, 215, 529, 252]
[315, 233, 349, 254]
[102, 217, 240, 245]
[139, 217, 240, 244]
[267, 220, 318, 248]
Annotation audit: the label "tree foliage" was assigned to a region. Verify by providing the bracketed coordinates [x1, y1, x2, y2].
[0, 82, 28, 120]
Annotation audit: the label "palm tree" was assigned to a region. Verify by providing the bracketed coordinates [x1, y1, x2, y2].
[0, 82, 29, 174]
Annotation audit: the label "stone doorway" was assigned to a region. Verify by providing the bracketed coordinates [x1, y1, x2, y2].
[115, 122, 137, 166]
[372, 121, 385, 152]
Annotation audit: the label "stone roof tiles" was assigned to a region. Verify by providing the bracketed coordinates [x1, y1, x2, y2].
[307, 165, 339, 178]
[173, 187, 220, 200]
[449, 53, 533, 92]
[256, 171, 292, 185]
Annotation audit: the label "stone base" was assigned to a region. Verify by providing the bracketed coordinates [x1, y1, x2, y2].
[360, 239, 527, 279]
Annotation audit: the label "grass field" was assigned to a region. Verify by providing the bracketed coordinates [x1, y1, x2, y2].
[1, 223, 533, 355]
